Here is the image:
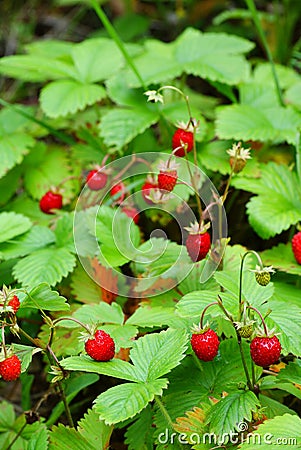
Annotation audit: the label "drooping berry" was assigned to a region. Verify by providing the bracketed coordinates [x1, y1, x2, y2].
[185, 221, 211, 262]
[292, 231, 301, 264]
[122, 206, 139, 224]
[8, 295, 20, 313]
[85, 330, 115, 361]
[191, 328, 220, 362]
[0, 355, 21, 381]
[251, 265, 275, 287]
[86, 170, 108, 191]
[110, 182, 125, 205]
[172, 128, 194, 157]
[250, 335, 281, 367]
[39, 191, 63, 214]
[141, 180, 159, 204]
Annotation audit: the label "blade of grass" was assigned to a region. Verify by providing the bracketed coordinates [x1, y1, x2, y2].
[90, 0, 147, 91]
[0, 98, 76, 146]
[245, 0, 284, 106]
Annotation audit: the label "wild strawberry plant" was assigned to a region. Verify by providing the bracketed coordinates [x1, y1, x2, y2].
[0, 1, 301, 448]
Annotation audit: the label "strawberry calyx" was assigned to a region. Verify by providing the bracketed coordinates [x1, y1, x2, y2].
[184, 220, 210, 235]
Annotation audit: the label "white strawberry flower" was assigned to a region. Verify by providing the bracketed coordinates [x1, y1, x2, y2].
[144, 90, 164, 104]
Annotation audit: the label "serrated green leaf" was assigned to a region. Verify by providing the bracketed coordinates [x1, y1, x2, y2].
[77, 409, 113, 449]
[13, 248, 76, 287]
[93, 206, 141, 266]
[126, 305, 177, 328]
[49, 424, 93, 450]
[61, 356, 142, 382]
[99, 107, 159, 149]
[94, 379, 168, 425]
[71, 38, 126, 83]
[71, 263, 103, 303]
[27, 425, 49, 450]
[71, 301, 124, 326]
[0, 401, 15, 431]
[0, 133, 35, 178]
[25, 39, 74, 58]
[233, 162, 301, 239]
[0, 212, 32, 243]
[207, 390, 260, 436]
[12, 344, 41, 373]
[216, 104, 301, 144]
[0, 55, 77, 82]
[130, 328, 188, 382]
[277, 360, 301, 384]
[54, 214, 75, 252]
[40, 80, 106, 118]
[21, 283, 69, 311]
[261, 243, 301, 276]
[176, 290, 220, 321]
[259, 394, 297, 418]
[239, 414, 301, 449]
[125, 405, 154, 450]
[0, 226, 55, 260]
[23, 143, 79, 201]
[266, 299, 301, 356]
[247, 193, 301, 239]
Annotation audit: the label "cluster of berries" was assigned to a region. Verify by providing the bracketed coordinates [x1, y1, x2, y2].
[0, 295, 21, 381]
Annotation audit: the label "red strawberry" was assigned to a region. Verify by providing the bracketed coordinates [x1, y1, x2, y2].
[39, 191, 63, 214]
[8, 295, 20, 313]
[158, 170, 178, 192]
[292, 231, 301, 264]
[142, 180, 158, 204]
[191, 329, 220, 362]
[85, 330, 115, 361]
[86, 170, 108, 191]
[122, 206, 139, 224]
[0, 355, 21, 381]
[110, 182, 125, 205]
[185, 221, 211, 262]
[250, 335, 281, 367]
[172, 128, 194, 157]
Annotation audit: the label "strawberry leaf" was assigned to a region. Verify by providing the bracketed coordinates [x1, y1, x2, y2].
[261, 243, 301, 276]
[20, 283, 69, 311]
[93, 379, 168, 425]
[77, 409, 113, 450]
[232, 163, 301, 238]
[40, 80, 106, 118]
[238, 414, 301, 449]
[0, 226, 55, 260]
[129, 328, 188, 382]
[207, 390, 260, 437]
[0, 212, 32, 243]
[13, 248, 76, 287]
[49, 424, 94, 450]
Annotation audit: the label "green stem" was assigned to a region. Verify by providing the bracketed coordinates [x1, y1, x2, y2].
[4, 422, 27, 450]
[90, 0, 146, 90]
[238, 250, 264, 321]
[245, 0, 284, 106]
[295, 131, 301, 183]
[238, 335, 253, 390]
[52, 316, 91, 334]
[199, 302, 219, 328]
[246, 305, 269, 336]
[155, 396, 185, 449]
[1, 325, 7, 358]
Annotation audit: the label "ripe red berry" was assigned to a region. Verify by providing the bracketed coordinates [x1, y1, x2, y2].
[142, 180, 158, 204]
[39, 191, 63, 214]
[191, 329, 220, 361]
[110, 182, 125, 205]
[122, 206, 139, 224]
[172, 129, 194, 157]
[250, 335, 281, 367]
[8, 295, 20, 313]
[158, 169, 178, 192]
[85, 330, 115, 361]
[0, 355, 21, 381]
[292, 231, 301, 264]
[86, 170, 108, 191]
[186, 231, 211, 262]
